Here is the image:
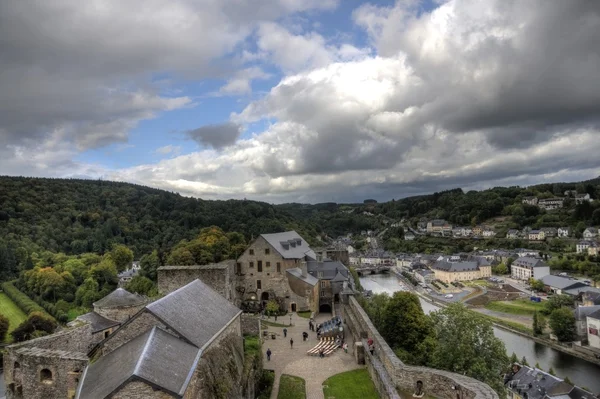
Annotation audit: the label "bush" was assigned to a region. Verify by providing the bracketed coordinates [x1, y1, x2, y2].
[401, 272, 419, 286]
[257, 370, 275, 399]
[0, 282, 53, 319]
[0, 314, 9, 342]
[11, 312, 58, 342]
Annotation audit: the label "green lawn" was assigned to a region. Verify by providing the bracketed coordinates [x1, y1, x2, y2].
[244, 335, 261, 357]
[0, 292, 27, 340]
[322, 369, 379, 399]
[297, 311, 312, 319]
[485, 299, 544, 316]
[278, 374, 306, 399]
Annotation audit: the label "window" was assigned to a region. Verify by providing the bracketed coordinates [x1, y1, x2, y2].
[40, 368, 53, 384]
[277, 262, 281, 272]
[266, 261, 271, 267]
[265, 248, 270, 255]
[236, 262, 241, 274]
[258, 261, 263, 272]
[318, 271, 324, 278]
[321, 290, 325, 297]
[104, 330, 110, 339]
[257, 280, 262, 290]
[249, 249, 254, 255]
[321, 281, 326, 288]
[249, 261, 254, 268]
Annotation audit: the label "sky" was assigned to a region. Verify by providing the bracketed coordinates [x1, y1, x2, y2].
[1, 0, 600, 204]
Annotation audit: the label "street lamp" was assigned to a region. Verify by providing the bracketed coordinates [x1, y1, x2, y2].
[289, 313, 293, 326]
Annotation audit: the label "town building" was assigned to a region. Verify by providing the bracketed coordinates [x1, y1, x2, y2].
[528, 230, 545, 241]
[426, 219, 452, 234]
[587, 308, 600, 349]
[506, 229, 520, 239]
[306, 259, 350, 313]
[588, 241, 600, 256]
[472, 226, 483, 236]
[575, 193, 591, 204]
[540, 275, 588, 295]
[583, 227, 598, 239]
[414, 269, 435, 285]
[504, 363, 595, 399]
[557, 227, 571, 238]
[117, 261, 141, 287]
[460, 227, 473, 236]
[538, 197, 564, 210]
[510, 257, 550, 281]
[431, 256, 492, 283]
[540, 227, 557, 238]
[482, 228, 496, 237]
[576, 240, 594, 254]
[574, 305, 600, 343]
[583, 291, 600, 306]
[522, 196, 538, 206]
[404, 231, 415, 241]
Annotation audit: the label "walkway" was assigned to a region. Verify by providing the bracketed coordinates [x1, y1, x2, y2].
[262, 312, 363, 399]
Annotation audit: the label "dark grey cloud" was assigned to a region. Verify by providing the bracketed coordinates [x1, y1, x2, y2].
[186, 123, 242, 149]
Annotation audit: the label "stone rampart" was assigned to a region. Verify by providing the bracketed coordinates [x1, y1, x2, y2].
[241, 313, 260, 336]
[158, 261, 233, 301]
[343, 296, 498, 399]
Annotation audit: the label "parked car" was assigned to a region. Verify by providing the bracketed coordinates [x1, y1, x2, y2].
[444, 294, 454, 299]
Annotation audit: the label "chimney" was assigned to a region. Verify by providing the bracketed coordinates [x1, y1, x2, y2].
[301, 261, 307, 277]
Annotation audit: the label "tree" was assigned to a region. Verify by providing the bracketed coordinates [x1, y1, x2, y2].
[543, 295, 574, 315]
[530, 279, 545, 292]
[265, 299, 279, 316]
[381, 292, 433, 356]
[533, 311, 544, 336]
[548, 367, 556, 376]
[166, 247, 194, 266]
[549, 307, 576, 342]
[11, 312, 57, 342]
[361, 293, 390, 329]
[140, 250, 161, 281]
[126, 276, 157, 297]
[75, 277, 101, 307]
[110, 244, 134, 272]
[521, 356, 529, 366]
[506, 257, 515, 274]
[493, 263, 508, 275]
[429, 304, 508, 395]
[0, 314, 9, 342]
[509, 352, 519, 364]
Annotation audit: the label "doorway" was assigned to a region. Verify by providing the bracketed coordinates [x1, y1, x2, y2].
[319, 303, 332, 313]
[291, 303, 297, 312]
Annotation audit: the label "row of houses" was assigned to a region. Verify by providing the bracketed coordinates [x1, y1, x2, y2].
[522, 192, 592, 210]
[505, 363, 597, 399]
[506, 226, 598, 241]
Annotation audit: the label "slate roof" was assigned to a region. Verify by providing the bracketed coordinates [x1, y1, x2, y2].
[583, 290, 600, 305]
[306, 260, 349, 280]
[512, 257, 548, 270]
[573, 305, 600, 321]
[540, 275, 586, 290]
[77, 311, 120, 333]
[331, 271, 348, 283]
[563, 286, 600, 297]
[432, 260, 480, 272]
[77, 326, 201, 399]
[261, 231, 316, 260]
[118, 268, 139, 278]
[93, 288, 146, 308]
[146, 279, 241, 349]
[286, 267, 318, 286]
[506, 366, 563, 399]
[589, 308, 600, 320]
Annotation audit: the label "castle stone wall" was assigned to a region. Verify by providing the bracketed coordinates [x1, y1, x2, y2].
[241, 313, 260, 336]
[99, 311, 168, 356]
[94, 303, 146, 323]
[158, 261, 234, 301]
[342, 296, 498, 399]
[113, 380, 175, 399]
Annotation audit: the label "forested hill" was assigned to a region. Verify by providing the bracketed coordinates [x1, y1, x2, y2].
[0, 176, 320, 258]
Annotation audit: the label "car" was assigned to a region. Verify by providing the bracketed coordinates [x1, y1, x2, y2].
[444, 294, 454, 299]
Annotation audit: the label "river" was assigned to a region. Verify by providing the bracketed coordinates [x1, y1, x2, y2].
[360, 274, 600, 393]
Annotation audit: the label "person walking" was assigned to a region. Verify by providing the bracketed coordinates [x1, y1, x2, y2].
[283, 328, 287, 338]
[290, 338, 294, 349]
[343, 342, 348, 353]
[266, 348, 272, 361]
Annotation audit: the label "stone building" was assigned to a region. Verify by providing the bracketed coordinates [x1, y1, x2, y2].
[306, 259, 351, 313]
[92, 288, 147, 323]
[235, 231, 319, 313]
[431, 257, 492, 283]
[77, 278, 244, 398]
[157, 260, 236, 301]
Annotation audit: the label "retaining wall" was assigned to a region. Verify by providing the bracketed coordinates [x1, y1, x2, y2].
[342, 296, 498, 399]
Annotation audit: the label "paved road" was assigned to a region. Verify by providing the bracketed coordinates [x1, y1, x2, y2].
[262, 312, 363, 399]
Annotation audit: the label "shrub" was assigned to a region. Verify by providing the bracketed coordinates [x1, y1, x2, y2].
[0, 282, 52, 318]
[11, 312, 58, 342]
[0, 314, 9, 342]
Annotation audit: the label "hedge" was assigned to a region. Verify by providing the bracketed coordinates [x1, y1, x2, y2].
[1, 282, 55, 321]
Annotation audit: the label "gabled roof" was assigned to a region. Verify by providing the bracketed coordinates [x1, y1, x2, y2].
[331, 271, 348, 283]
[260, 231, 316, 260]
[432, 260, 480, 272]
[589, 308, 600, 320]
[512, 257, 547, 269]
[306, 260, 349, 280]
[540, 275, 585, 290]
[573, 305, 600, 321]
[146, 279, 241, 349]
[77, 326, 201, 399]
[76, 311, 120, 333]
[93, 288, 146, 308]
[286, 267, 318, 286]
[583, 290, 600, 305]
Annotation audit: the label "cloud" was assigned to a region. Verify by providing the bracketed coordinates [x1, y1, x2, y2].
[110, 0, 600, 203]
[155, 145, 182, 155]
[218, 67, 271, 95]
[0, 0, 338, 176]
[186, 123, 242, 149]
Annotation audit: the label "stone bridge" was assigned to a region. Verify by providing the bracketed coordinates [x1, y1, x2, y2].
[355, 265, 391, 275]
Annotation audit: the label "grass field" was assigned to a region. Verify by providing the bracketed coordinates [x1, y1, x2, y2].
[277, 374, 306, 399]
[485, 299, 544, 316]
[297, 311, 312, 319]
[322, 369, 379, 399]
[0, 292, 27, 340]
[474, 311, 534, 335]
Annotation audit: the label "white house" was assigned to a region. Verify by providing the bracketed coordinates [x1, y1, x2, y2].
[511, 257, 550, 281]
[587, 309, 600, 349]
[346, 245, 355, 254]
[482, 229, 496, 238]
[575, 193, 591, 204]
[404, 232, 416, 241]
[558, 227, 571, 238]
[583, 227, 598, 239]
[460, 227, 473, 236]
[522, 196, 538, 205]
[506, 229, 519, 239]
[538, 197, 564, 210]
[577, 240, 593, 254]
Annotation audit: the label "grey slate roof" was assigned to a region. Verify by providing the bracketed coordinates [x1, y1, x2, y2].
[93, 288, 146, 308]
[573, 305, 600, 321]
[118, 268, 139, 278]
[331, 271, 348, 283]
[589, 308, 600, 320]
[306, 260, 349, 280]
[146, 279, 241, 349]
[506, 366, 564, 399]
[540, 275, 585, 290]
[563, 286, 600, 297]
[583, 290, 600, 305]
[287, 267, 318, 286]
[77, 311, 120, 333]
[77, 326, 201, 399]
[512, 257, 548, 270]
[261, 231, 316, 260]
[432, 260, 480, 272]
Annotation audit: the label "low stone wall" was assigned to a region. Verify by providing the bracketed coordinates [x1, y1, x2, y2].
[343, 296, 498, 399]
